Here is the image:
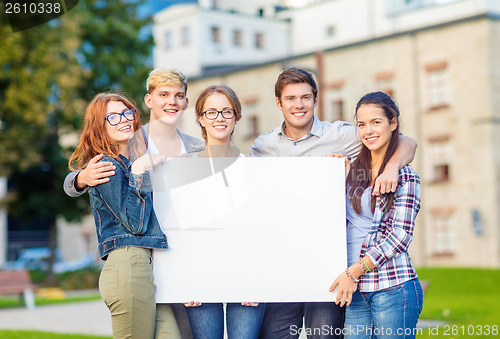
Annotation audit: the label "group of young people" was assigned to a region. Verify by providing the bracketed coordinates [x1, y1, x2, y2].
[65, 67, 423, 339]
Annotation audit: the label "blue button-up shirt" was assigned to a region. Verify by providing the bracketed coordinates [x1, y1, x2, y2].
[249, 115, 361, 158]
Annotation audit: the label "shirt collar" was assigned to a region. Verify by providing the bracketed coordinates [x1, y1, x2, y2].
[278, 115, 322, 141]
[309, 115, 323, 137]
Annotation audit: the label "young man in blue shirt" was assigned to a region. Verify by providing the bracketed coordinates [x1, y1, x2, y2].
[251, 68, 417, 339]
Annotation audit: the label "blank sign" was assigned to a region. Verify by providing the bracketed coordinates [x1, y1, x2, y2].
[153, 157, 347, 303]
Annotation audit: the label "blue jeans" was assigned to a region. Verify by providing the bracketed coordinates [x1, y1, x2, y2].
[259, 302, 345, 339]
[345, 278, 424, 339]
[186, 303, 265, 339]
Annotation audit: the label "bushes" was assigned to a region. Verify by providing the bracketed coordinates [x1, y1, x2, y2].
[29, 267, 101, 290]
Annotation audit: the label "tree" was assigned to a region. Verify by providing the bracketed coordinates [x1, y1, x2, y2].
[74, 0, 153, 108]
[0, 9, 87, 282]
[0, 0, 154, 283]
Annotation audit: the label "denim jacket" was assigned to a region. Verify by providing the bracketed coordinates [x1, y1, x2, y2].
[89, 154, 168, 259]
[63, 128, 204, 197]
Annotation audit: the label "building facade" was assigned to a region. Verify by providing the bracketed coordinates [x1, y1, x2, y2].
[153, 2, 290, 77]
[171, 0, 500, 267]
[154, 0, 500, 77]
[6, 0, 496, 267]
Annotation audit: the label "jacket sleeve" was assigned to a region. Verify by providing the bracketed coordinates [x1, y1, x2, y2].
[365, 172, 421, 267]
[63, 171, 88, 197]
[94, 158, 153, 235]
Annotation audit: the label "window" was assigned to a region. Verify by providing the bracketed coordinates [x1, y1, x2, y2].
[431, 210, 455, 255]
[326, 25, 335, 37]
[255, 33, 264, 49]
[181, 26, 191, 46]
[426, 62, 450, 109]
[329, 87, 344, 121]
[211, 26, 221, 43]
[247, 116, 259, 139]
[165, 31, 173, 50]
[233, 30, 243, 47]
[429, 136, 451, 183]
[375, 72, 395, 97]
[386, 0, 423, 15]
[243, 97, 259, 139]
[326, 81, 345, 121]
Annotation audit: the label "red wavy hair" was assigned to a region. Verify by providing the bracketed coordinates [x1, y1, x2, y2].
[69, 93, 142, 171]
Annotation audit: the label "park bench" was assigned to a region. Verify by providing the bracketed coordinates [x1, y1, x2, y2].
[0, 269, 36, 309]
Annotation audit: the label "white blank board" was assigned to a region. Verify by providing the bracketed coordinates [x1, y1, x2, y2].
[152, 157, 347, 303]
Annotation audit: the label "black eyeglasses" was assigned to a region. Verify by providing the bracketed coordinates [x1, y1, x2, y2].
[203, 109, 235, 120]
[105, 108, 136, 126]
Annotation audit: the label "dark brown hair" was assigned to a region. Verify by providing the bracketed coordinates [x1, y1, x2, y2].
[347, 91, 400, 214]
[274, 68, 318, 102]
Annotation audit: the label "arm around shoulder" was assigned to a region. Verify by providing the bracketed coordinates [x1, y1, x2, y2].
[63, 171, 88, 197]
[373, 135, 417, 195]
[337, 121, 361, 160]
[390, 135, 417, 169]
[94, 157, 153, 235]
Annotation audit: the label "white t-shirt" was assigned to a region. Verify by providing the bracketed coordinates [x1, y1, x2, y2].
[148, 134, 186, 232]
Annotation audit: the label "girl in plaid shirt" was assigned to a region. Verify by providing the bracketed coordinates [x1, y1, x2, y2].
[330, 92, 423, 338]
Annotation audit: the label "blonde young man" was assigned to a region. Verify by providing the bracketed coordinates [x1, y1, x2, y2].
[63, 68, 204, 339]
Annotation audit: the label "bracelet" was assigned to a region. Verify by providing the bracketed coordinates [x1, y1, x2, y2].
[359, 257, 371, 272]
[345, 268, 360, 283]
[358, 260, 367, 275]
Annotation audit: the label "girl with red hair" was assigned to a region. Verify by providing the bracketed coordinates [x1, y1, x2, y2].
[69, 92, 168, 338]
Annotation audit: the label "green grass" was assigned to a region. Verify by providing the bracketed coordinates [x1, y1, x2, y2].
[0, 293, 101, 309]
[0, 330, 111, 339]
[416, 267, 500, 338]
[1, 268, 499, 338]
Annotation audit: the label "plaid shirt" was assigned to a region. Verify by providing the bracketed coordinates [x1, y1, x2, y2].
[358, 166, 420, 292]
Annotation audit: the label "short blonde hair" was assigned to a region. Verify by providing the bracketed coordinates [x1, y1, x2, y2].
[146, 68, 188, 94]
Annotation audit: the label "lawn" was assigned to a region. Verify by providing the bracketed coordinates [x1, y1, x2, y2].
[0, 268, 498, 338]
[416, 267, 500, 338]
[0, 330, 110, 339]
[0, 293, 101, 309]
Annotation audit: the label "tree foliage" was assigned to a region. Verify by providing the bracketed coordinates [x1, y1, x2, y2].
[1, 0, 153, 214]
[0, 11, 84, 175]
[0, 0, 154, 275]
[74, 0, 153, 106]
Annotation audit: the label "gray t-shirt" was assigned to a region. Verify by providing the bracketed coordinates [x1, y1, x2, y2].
[249, 115, 361, 158]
